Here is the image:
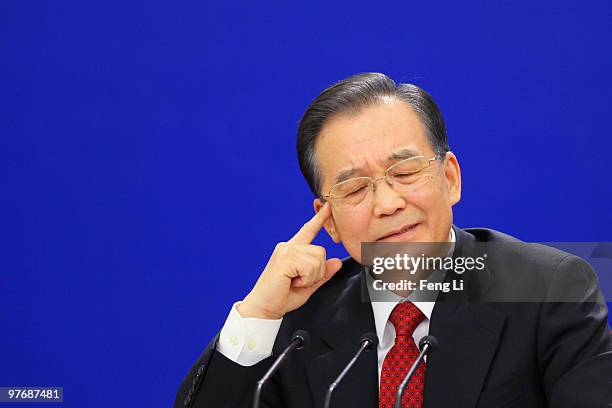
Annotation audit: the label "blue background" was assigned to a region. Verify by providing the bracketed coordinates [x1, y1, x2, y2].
[1, 1, 611, 407]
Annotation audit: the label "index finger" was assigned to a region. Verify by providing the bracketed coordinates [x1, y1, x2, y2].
[288, 202, 332, 244]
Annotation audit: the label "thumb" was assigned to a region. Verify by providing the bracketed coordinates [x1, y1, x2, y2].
[324, 258, 343, 278]
[309, 258, 343, 293]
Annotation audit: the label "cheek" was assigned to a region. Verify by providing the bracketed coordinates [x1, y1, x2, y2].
[412, 176, 450, 205]
[415, 183, 453, 237]
[403, 179, 452, 232]
[335, 211, 370, 237]
[333, 212, 370, 263]
[402, 181, 444, 211]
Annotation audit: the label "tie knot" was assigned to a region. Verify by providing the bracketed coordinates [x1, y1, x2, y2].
[389, 301, 425, 338]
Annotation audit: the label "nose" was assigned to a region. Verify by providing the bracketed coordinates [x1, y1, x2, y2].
[371, 176, 406, 217]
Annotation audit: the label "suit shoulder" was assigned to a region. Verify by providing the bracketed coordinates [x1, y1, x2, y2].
[464, 227, 578, 269]
[460, 227, 598, 299]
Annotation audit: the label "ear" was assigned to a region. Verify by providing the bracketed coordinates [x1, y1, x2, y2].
[443, 152, 462, 206]
[313, 198, 341, 243]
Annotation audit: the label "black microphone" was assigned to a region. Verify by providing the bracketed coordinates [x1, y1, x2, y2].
[393, 335, 439, 408]
[323, 332, 378, 408]
[253, 330, 310, 408]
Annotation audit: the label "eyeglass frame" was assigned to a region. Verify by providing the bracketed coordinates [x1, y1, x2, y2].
[319, 151, 449, 203]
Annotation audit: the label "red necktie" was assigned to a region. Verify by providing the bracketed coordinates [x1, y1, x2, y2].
[379, 301, 426, 408]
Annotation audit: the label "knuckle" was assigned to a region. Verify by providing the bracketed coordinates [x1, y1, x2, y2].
[315, 245, 326, 258]
[316, 261, 324, 275]
[314, 255, 324, 268]
[275, 242, 289, 254]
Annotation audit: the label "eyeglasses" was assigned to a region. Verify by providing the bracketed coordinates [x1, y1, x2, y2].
[321, 152, 447, 209]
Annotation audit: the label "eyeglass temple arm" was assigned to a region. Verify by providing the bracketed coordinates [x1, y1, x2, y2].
[431, 151, 449, 162]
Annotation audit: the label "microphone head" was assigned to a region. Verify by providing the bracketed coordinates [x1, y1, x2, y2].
[360, 332, 379, 351]
[419, 335, 439, 353]
[291, 330, 311, 350]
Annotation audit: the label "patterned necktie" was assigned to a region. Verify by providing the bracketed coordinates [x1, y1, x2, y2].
[379, 301, 426, 408]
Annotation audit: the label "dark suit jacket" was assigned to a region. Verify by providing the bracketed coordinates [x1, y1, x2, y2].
[175, 226, 612, 407]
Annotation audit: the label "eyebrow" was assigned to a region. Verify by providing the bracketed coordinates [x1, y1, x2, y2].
[332, 147, 422, 185]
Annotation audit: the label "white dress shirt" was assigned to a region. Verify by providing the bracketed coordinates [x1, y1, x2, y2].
[217, 227, 456, 387]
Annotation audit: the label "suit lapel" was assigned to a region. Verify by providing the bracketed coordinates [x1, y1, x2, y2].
[424, 226, 507, 408]
[306, 261, 379, 408]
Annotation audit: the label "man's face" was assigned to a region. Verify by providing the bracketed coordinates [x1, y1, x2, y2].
[313, 98, 462, 263]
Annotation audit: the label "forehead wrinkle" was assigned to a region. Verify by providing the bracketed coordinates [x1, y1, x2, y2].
[332, 145, 423, 185]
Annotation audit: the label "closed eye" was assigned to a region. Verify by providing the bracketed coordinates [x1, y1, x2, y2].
[345, 185, 368, 196]
[393, 171, 418, 177]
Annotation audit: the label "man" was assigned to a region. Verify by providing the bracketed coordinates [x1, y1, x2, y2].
[174, 73, 612, 407]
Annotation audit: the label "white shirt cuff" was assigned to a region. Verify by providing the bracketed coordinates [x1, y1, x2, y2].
[216, 301, 283, 366]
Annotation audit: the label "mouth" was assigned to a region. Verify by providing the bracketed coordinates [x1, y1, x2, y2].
[376, 223, 420, 242]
